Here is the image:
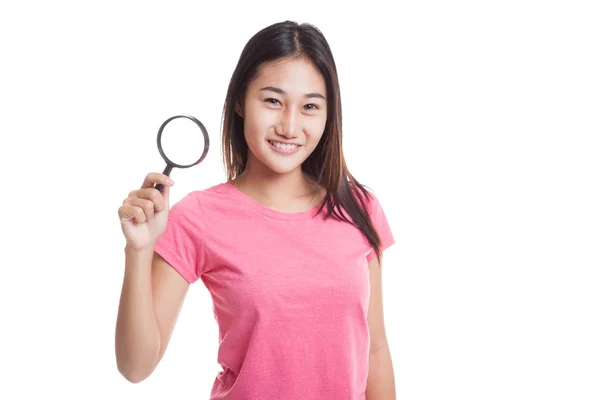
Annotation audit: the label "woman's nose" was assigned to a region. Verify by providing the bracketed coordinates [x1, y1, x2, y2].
[277, 108, 300, 137]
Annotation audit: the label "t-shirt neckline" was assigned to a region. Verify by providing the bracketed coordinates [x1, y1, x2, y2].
[224, 180, 324, 220]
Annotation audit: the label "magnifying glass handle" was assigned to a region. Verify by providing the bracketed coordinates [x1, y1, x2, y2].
[154, 164, 173, 193]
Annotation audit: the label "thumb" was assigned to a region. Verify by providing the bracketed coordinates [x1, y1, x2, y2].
[162, 183, 171, 207]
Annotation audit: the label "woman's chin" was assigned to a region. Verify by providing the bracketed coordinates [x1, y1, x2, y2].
[261, 152, 305, 174]
[266, 163, 302, 175]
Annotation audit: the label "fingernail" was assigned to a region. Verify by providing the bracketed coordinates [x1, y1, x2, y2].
[168, 179, 175, 185]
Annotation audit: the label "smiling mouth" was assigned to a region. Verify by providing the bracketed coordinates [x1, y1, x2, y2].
[267, 140, 300, 150]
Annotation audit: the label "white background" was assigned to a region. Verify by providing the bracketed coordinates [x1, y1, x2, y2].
[1, 1, 598, 399]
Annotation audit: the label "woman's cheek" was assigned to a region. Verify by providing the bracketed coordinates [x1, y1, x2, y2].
[306, 118, 327, 138]
[250, 110, 277, 132]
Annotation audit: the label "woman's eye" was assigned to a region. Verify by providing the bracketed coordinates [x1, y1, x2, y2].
[264, 98, 319, 111]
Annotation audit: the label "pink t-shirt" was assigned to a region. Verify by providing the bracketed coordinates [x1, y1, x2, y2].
[154, 181, 395, 399]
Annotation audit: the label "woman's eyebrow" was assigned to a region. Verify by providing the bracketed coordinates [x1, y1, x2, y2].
[259, 86, 325, 101]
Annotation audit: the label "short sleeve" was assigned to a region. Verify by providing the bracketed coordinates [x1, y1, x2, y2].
[365, 192, 395, 262]
[154, 192, 205, 284]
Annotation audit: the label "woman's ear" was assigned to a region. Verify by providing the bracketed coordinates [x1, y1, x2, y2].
[235, 98, 244, 118]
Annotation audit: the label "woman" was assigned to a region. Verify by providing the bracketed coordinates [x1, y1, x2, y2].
[116, 20, 396, 399]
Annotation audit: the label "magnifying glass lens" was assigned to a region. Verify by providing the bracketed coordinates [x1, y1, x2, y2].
[160, 117, 207, 166]
[154, 114, 210, 193]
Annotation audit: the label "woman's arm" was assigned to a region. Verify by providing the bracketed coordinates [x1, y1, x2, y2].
[115, 246, 189, 383]
[365, 256, 396, 399]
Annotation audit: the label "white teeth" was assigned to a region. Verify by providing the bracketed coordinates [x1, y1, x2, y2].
[269, 140, 298, 150]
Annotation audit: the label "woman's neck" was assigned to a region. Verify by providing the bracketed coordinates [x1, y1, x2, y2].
[231, 169, 324, 213]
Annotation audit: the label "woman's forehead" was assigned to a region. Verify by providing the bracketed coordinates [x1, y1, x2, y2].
[251, 58, 326, 94]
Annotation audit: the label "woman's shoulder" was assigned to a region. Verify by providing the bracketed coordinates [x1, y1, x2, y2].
[179, 181, 231, 204]
[169, 181, 228, 208]
[195, 180, 231, 196]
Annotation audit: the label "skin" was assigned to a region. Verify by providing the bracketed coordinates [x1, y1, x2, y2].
[366, 255, 396, 399]
[116, 57, 392, 392]
[231, 56, 328, 212]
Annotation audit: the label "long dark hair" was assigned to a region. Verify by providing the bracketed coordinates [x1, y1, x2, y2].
[221, 20, 384, 264]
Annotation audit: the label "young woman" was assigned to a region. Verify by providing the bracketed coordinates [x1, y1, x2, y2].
[116, 20, 396, 399]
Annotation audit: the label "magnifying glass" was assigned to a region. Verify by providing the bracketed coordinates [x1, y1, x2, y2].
[154, 114, 209, 192]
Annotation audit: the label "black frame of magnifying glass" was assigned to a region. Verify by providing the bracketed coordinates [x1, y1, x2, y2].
[155, 114, 209, 192]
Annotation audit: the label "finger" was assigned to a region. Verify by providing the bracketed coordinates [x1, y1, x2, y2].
[162, 182, 170, 206]
[141, 172, 174, 189]
[118, 204, 147, 224]
[134, 188, 166, 212]
[128, 197, 155, 220]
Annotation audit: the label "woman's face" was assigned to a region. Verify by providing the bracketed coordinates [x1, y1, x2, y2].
[237, 57, 328, 176]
